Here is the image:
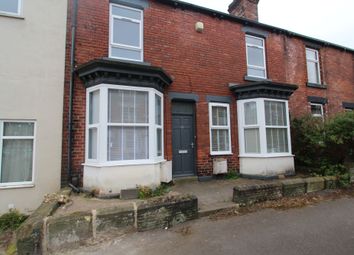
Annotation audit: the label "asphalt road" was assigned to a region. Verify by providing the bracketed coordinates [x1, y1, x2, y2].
[60, 197, 354, 255]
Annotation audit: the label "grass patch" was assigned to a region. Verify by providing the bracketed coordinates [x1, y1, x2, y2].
[138, 184, 171, 199]
[225, 170, 240, 180]
[0, 210, 28, 233]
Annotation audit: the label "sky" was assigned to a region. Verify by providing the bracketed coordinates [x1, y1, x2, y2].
[180, 0, 354, 49]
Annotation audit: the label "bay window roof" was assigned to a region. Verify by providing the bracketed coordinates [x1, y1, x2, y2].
[76, 58, 173, 91]
[229, 81, 298, 100]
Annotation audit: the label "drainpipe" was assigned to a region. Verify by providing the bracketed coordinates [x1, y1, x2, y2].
[67, 0, 78, 187]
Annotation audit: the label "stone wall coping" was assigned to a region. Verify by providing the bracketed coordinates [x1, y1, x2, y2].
[305, 177, 325, 183]
[281, 178, 306, 185]
[234, 181, 282, 191]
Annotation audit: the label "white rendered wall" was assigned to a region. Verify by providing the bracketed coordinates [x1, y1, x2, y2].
[84, 161, 173, 196]
[240, 156, 295, 177]
[0, 0, 67, 214]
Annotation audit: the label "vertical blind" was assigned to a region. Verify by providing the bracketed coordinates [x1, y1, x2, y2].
[211, 106, 230, 152]
[107, 89, 149, 161]
[265, 101, 289, 153]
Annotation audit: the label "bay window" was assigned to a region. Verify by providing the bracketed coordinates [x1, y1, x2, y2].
[209, 103, 232, 155]
[0, 121, 35, 186]
[86, 85, 163, 165]
[110, 4, 143, 62]
[238, 99, 291, 156]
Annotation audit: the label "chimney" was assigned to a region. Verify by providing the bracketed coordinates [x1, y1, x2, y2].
[228, 0, 260, 21]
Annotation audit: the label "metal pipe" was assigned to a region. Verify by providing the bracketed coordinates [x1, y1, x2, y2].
[67, 0, 78, 185]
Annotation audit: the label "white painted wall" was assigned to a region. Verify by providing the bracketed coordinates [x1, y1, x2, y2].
[0, 0, 67, 214]
[84, 161, 173, 196]
[240, 156, 295, 177]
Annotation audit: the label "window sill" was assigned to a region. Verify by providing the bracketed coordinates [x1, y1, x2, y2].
[83, 159, 166, 168]
[244, 75, 272, 82]
[0, 12, 24, 19]
[0, 183, 35, 190]
[307, 82, 327, 89]
[239, 154, 294, 158]
[210, 152, 233, 156]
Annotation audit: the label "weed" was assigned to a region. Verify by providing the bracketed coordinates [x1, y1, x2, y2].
[0, 210, 28, 233]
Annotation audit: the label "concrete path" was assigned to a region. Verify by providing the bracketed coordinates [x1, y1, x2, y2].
[57, 197, 354, 255]
[171, 178, 266, 213]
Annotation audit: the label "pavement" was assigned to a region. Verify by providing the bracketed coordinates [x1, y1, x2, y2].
[171, 178, 266, 214]
[56, 196, 354, 255]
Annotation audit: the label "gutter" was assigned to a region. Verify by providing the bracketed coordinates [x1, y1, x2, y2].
[67, 0, 78, 186]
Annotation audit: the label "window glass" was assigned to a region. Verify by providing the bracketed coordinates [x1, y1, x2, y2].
[110, 47, 142, 61]
[112, 5, 141, 20]
[210, 104, 231, 154]
[244, 128, 260, 153]
[108, 90, 148, 124]
[113, 19, 140, 47]
[306, 48, 321, 84]
[266, 128, 289, 153]
[311, 104, 323, 117]
[246, 35, 266, 78]
[156, 129, 162, 157]
[306, 49, 317, 60]
[0, 0, 19, 14]
[108, 126, 149, 161]
[89, 90, 100, 125]
[1, 121, 34, 184]
[247, 68, 266, 78]
[307, 61, 319, 84]
[247, 47, 265, 67]
[110, 4, 143, 61]
[265, 101, 287, 126]
[212, 130, 229, 152]
[155, 95, 162, 125]
[244, 102, 257, 125]
[246, 36, 263, 47]
[88, 128, 98, 159]
[212, 107, 228, 126]
[3, 123, 34, 136]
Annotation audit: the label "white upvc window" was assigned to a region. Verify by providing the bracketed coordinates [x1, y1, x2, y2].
[246, 35, 267, 79]
[238, 98, 292, 157]
[109, 3, 143, 62]
[209, 103, 232, 155]
[306, 48, 321, 84]
[0, 0, 22, 16]
[310, 103, 324, 118]
[86, 84, 163, 166]
[0, 120, 35, 187]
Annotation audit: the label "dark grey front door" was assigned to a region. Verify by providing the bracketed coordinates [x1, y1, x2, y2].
[172, 102, 196, 177]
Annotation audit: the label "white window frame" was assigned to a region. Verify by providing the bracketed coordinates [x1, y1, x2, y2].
[109, 3, 144, 62]
[209, 103, 232, 155]
[306, 48, 321, 84]
[0, 120, 36, 188]
[237, 98, 292, 158]
[310, 103, 324, 118]
[85, 84, 163, 167]
[245, 34, 267, 79]
[0, 0, 22, 16]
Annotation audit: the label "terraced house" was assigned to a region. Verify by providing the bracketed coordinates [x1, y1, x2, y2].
[0, 0, 67, 213]
[61, 0, 354, 197]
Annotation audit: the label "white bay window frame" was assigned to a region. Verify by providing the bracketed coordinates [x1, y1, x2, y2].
[209, 103, 232, 155]
[0, 120, 36, 188]
[238, 98, 292, 157]
[109, 3, 144, 62]
[85, 84, 163, 166]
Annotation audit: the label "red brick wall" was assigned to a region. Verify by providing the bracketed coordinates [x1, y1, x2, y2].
[61, 0, 354, 184]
